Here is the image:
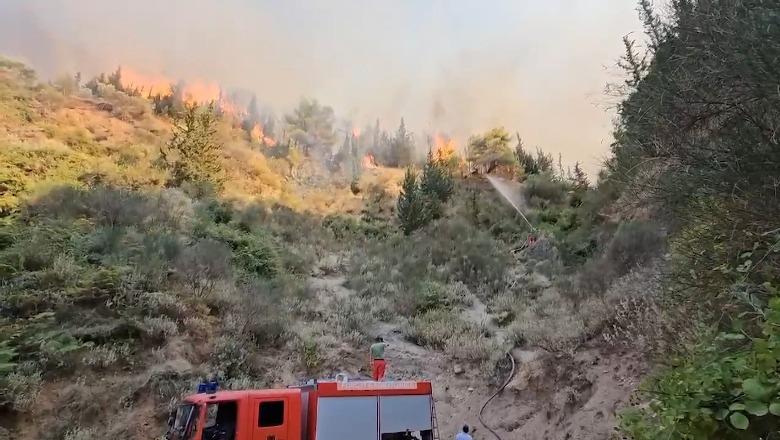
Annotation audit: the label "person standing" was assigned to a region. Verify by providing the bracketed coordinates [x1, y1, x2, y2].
[369, 336, 389, 381]
[455, 425, 473, 440]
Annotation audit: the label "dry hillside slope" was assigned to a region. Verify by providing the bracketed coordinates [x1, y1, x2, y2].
[0, 58, 667, 440]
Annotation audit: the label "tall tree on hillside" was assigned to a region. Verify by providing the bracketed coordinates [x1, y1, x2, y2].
[283, 98, 337, 157]
[396, 167, 430, 235]
[420, 149, 454, 203]
[349, 133, 361, 192]
[107, 66, 123, 90]
[534, 147, 554, 173]
[158, 102, 225, 191]
[372, 119, 381, 155]
[514, 134, 537, 176]
[467, 127, 518, 174]
[571, 162, 589, 190]
[387, 118, 414, 168]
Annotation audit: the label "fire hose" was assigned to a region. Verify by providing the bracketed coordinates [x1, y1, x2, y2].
[478, 351, 516, 440]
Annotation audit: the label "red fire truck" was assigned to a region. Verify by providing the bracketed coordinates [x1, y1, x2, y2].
[165, 376, 441, 440]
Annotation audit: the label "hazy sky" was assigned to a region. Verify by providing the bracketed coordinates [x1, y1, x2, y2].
[0, 0, 643, 174]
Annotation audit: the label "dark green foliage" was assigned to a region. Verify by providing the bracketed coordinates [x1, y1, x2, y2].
[159, 102, 225, 190]
[522, 173, 567, 206]
[396, 168, 430, 235]
[610, 0, 780, 437]
[420, 150, 455, 203]
[283, 98, 337, 157]
[195, 222, 280, 279]
[466, 127, 518, 174]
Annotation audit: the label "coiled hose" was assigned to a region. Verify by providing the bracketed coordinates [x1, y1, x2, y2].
[478, 351, 516, 440]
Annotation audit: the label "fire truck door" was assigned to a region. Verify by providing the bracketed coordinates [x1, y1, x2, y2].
[252, 397, 290, 440]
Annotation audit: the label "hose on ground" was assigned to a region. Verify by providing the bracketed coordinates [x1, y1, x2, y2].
[478, 351, 516, 440]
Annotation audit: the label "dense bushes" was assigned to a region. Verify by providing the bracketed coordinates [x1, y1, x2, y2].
[0, 183, 321, 419]
[606, 0, 780, 438]
[396, 153, 455, 235]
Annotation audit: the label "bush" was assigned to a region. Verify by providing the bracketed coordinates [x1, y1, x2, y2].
[196, 223, 280, 279]
[173, 239, 233, 297]
[522, 173, 567, 205]
[604, 221, 665, 276]
[404, 310, 496, 363]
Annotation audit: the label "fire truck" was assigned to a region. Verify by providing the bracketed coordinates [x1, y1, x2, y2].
[165, 376, 441, 440]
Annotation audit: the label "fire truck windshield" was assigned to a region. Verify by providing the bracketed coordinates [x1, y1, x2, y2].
[165, 403, 198, 440]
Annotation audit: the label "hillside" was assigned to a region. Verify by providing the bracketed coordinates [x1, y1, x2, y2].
[2, 1, 780, 438]
[0, 56, 657, 440]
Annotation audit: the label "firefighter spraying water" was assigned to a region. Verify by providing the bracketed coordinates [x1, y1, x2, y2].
[163, 172, 535, 440]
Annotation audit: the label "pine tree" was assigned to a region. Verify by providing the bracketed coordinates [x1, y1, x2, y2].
[572, 162, 590, 190]
[159, 102, 225, 190]
[389, 118, 413, 168]
[515, 134, 538, 175]
[396, 167, 429, 235]
[107, 66, 123, 90]
[349, 133, 361, 193]
[420, 149, 454, 203]
[372, 118, 380, 153]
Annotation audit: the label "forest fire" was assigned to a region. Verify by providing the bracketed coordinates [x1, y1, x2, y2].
[119, 67, 221, 103]
[432, 132, 457, 161]
[250, 123, 276, 146]
[362, 154, 377, 168]
[118, 66, 249, 120]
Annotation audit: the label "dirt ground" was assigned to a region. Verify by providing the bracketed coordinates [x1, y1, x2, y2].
[307, 275, 645, 440]
[5, 273, 643, 440]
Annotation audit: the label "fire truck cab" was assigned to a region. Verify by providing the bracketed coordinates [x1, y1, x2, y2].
[165, 377, 439, 440]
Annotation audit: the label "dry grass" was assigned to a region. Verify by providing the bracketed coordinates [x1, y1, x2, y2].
[404, 309, 498, 363]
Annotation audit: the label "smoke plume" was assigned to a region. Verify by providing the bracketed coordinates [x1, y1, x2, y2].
[0, 0, 641, 175]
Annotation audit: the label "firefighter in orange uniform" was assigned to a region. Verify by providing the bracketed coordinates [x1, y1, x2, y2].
[369, 336, 389, 381]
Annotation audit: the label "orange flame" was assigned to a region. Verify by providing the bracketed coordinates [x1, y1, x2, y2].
[119, 67, 221, 104]
[433, 132, 457, 161]
[250, 123, 276, 146]
[362, 154, 377, 168]
[118, 66, 252, 121]
[352, 127, 361, 137]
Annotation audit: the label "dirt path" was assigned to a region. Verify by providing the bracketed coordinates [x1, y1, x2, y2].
[304, 273, 644, 440]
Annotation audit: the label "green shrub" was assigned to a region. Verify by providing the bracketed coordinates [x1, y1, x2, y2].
[522, 173, 567, 205]
[620, 291, 780, 439]
[196, 223, 280, 279]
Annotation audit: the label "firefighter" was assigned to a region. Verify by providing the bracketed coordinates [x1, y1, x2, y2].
[369, 336, 389, 381]
[456, 425, 473, 440]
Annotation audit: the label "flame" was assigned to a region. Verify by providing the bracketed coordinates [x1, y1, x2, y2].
[352, 127, 361, 137]
[362, 154, 377, 168]
[118, 66, 261, 121]
[119, 67, 221, 104]
[433, 132, 457, 161]
[250, 123, 276, 146]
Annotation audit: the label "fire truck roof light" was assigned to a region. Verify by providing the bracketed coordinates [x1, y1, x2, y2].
[336, 381, 419, 390]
